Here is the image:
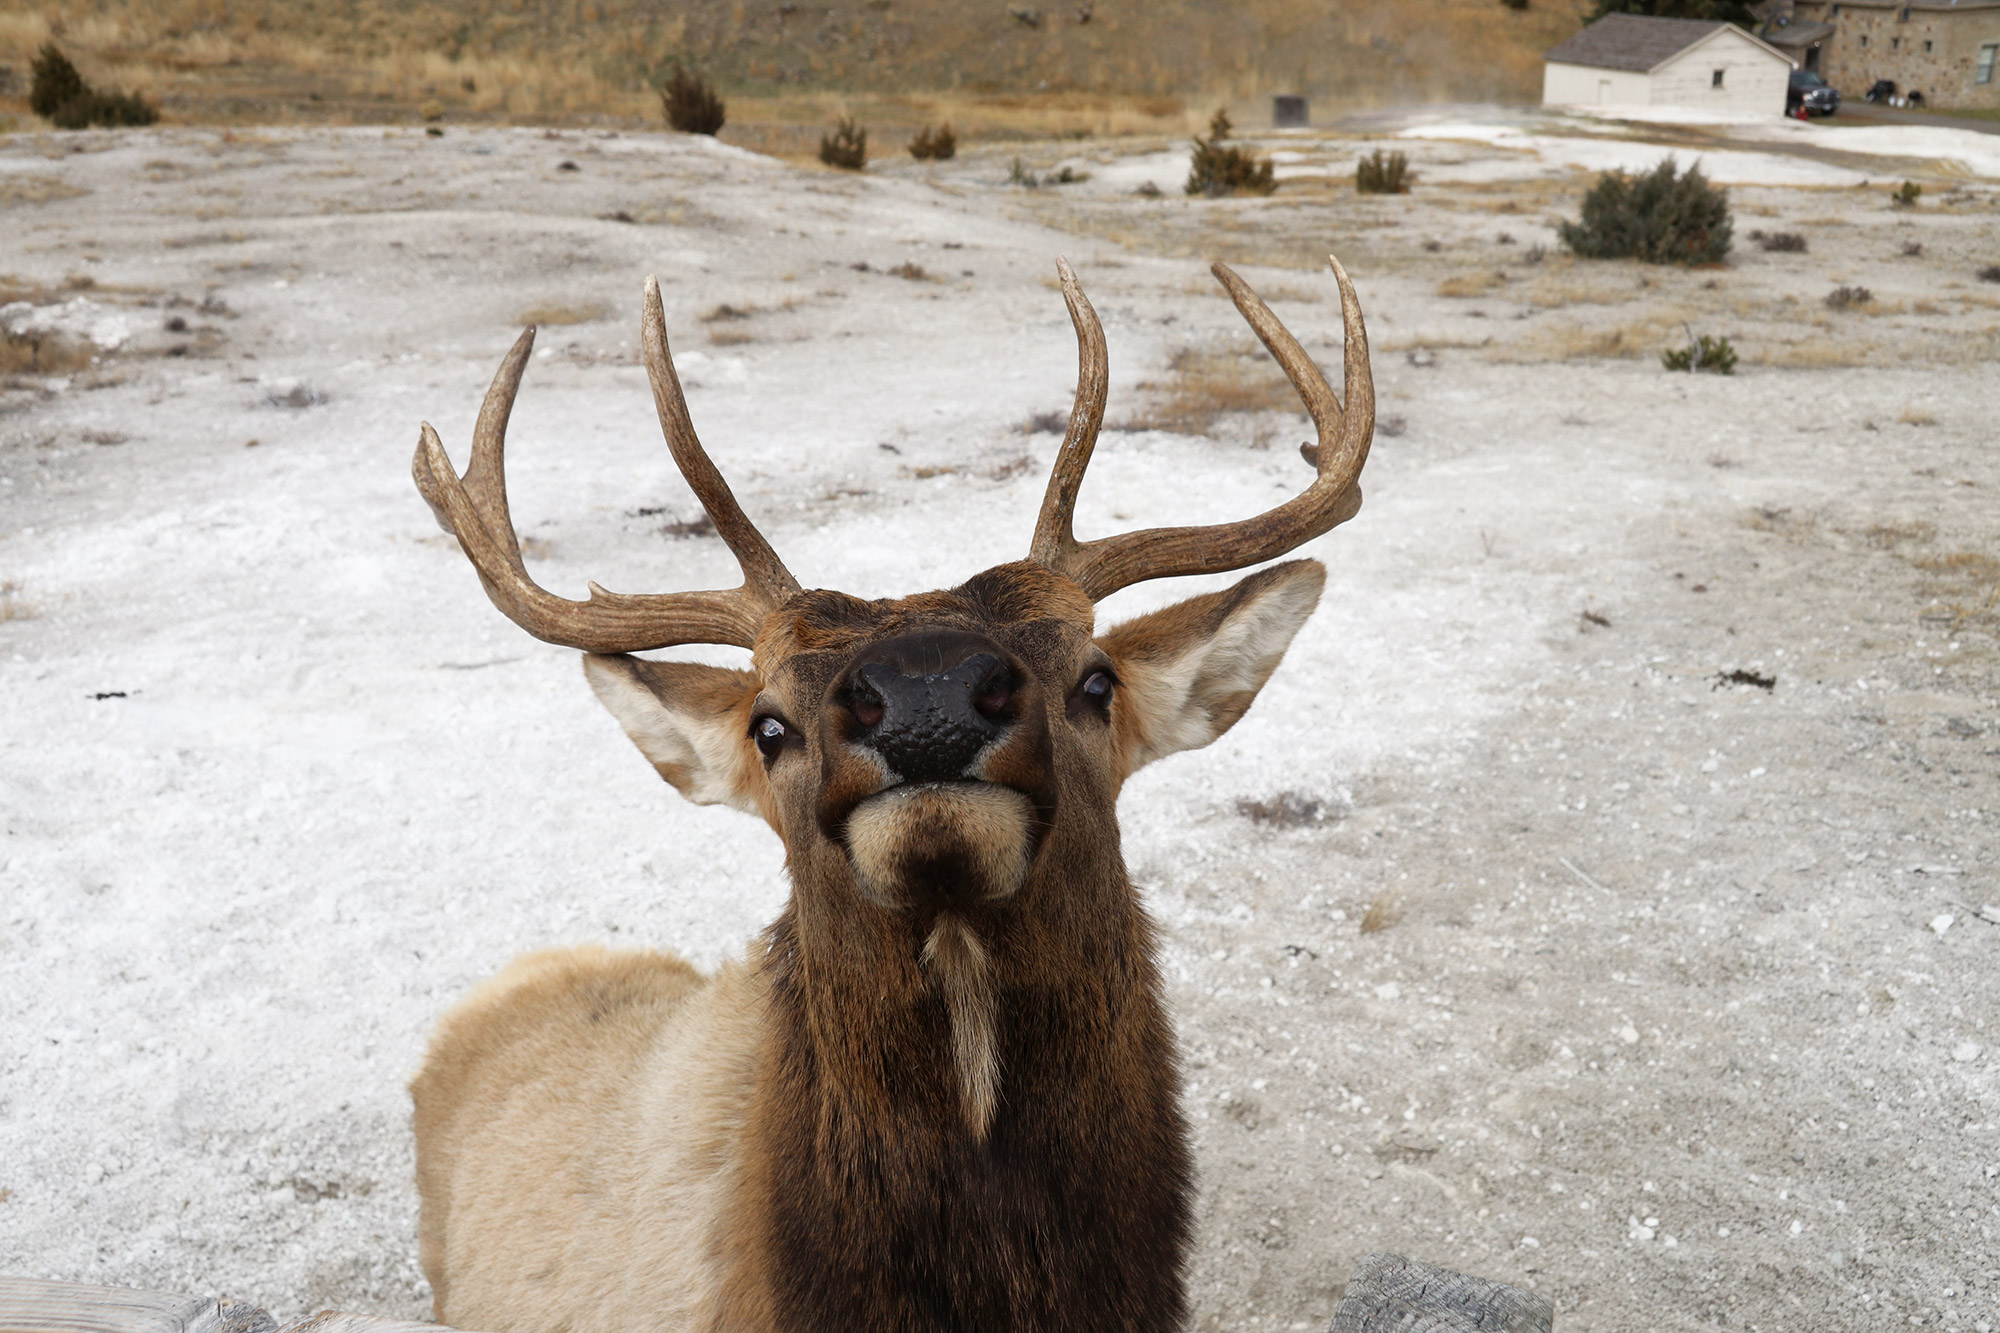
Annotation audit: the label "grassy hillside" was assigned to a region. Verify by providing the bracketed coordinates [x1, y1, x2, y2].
[0, 1, 1589, 136]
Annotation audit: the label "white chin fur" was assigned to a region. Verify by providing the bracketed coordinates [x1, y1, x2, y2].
[845, 783, 1036, 909]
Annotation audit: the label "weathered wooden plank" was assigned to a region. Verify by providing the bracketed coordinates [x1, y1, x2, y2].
[1329, 1252, 1555, 1333]
[0, 1278, 225, 1333]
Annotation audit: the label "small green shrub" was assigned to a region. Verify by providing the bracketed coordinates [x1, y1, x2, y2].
[1558, 157, 1731, 265]
[30, 43, 158, 128]
[1355, 148, 1412, 195]
[1748, 229, 1805, 253]
[1824, 284, 1873, 310]
[1662, 332, 1737, 374]
[29, 43, 86, 118]
[819, 118, 867, 170]
[1979, 264, 2000, 283]
[661, 64, 725, 135]
[1891, 180, 1922, 207]
[1185, 109, 1275, 198]
[909, 124, 956, 161]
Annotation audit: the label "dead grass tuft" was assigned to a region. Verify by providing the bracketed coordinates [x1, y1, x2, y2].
[0, 328, 96, 375]
[0, 581, 32, 622]
[1914, 551, 2000, 634]
[1436, 270, 1504, 299]
[1861, 521, 1935, 550]
[519, 303, 606, 326]
[1122, 344, 1297, 434]
[1897, 406, 1937, 427]
[1359, 889, 1402, 934]
[1750, 340, 1874, 370]
[0, 175, 89, 207]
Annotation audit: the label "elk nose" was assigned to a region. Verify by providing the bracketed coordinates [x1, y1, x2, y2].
[848, 651, 1014, 784]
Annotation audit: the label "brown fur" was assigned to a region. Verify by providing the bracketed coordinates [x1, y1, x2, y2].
[412, 557, 1327, 1333]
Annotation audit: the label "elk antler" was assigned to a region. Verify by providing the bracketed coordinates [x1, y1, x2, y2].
[1029, 255, 1373, 600]
[413, 276, 800, 651]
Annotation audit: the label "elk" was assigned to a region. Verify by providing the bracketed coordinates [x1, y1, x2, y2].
[408, 255, 1374, 1333]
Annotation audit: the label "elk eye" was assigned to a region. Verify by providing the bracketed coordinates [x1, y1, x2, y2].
[753, 716, 788, 761]
[1081, 670, 1114, 708]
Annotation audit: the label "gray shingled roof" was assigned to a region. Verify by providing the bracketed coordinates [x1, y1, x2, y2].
[1544, 14, 1734, 73]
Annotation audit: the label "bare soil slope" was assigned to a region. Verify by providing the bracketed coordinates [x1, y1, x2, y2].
[0, 2, 1586, 130]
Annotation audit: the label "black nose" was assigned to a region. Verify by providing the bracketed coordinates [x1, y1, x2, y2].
[846, 645, 1015, 784]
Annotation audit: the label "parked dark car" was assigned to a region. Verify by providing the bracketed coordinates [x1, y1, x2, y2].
[1788, 68, 1840, 116]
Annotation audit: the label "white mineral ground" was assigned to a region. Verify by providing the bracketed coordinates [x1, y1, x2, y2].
[0, 108, 1995, 1332]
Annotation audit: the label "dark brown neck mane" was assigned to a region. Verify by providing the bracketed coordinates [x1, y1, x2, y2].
[747, 841, 1194, 1333]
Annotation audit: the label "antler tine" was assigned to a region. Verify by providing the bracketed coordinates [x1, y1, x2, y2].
[458, 325, 538, 572]
[1028, 255, 1110, 571]
[1028, 254, 1373, 602]
[411, 286, 803, 652]
[641, 276, 801, 608]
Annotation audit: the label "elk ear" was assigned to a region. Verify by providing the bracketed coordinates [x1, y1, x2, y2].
[582, 654, 775, 825]
[1096, 559, 1325, 778]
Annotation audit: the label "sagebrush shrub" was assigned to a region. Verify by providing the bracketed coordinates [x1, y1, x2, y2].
[1185, 109, 1275, 198]
[1355, 149, 1412, 195]
[909, 124, 956, 161]
[1558, 157, 1731, 265]
[820, 118, 867, 170]
[1824, 284, 1873, 310]
[661, 65, 725, 135]
[1891, 180, 1921, 207]
[30, 43, 158, 128]
[29, 43, 85, 118]
[1662, 333, 1737, 374]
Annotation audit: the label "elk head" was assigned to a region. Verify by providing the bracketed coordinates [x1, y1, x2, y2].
[413, 258, 1372, 1138]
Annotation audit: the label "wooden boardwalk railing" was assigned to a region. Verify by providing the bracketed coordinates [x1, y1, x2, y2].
[3, 1256, 1554, 1333]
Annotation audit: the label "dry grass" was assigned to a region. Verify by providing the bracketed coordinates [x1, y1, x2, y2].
[1121, 343, 1298, 434]
[1914, 551, 2000, 635]
[0, 581, 31, 622]
[1524, 261, 1638, 309]
[1748, 340, 1876, 370]
[0, 329, 97, 375]
[1436, 270, 1505, 299]
[1898, 406, 1938, 426]
[1359, 889, 1402, 934]
[1492, 315, 1684, 364]
[518, 303, 606, 326]
[0, 0, 1582, 133]
[0, 175, 89, 207]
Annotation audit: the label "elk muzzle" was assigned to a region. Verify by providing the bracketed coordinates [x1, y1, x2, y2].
[830, 632, 1040, 909]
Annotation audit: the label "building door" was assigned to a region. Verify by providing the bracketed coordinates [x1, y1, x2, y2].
[1805, 44, 1821, 72]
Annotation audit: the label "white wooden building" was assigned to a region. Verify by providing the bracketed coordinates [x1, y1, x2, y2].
[1543, 14, 1795, 114]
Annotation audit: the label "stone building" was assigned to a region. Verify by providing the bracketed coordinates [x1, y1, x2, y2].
[1786, 0, 2000, 108]
[1543, 14, 1795, 114]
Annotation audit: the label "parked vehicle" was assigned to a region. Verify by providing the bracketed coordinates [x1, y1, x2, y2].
[1788, 68, 1840, 116]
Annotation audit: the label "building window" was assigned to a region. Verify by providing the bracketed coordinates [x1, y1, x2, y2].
[1891, 36, 1900, 51]
[1859, 34, 1868, 48]
[1922, 40, 1932, 53]
[1980, 44, 1999, 84]
[1712, 68, 1725, 88]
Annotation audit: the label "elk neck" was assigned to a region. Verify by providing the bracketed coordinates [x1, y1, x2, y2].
[737, 812, 1194, 1330]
